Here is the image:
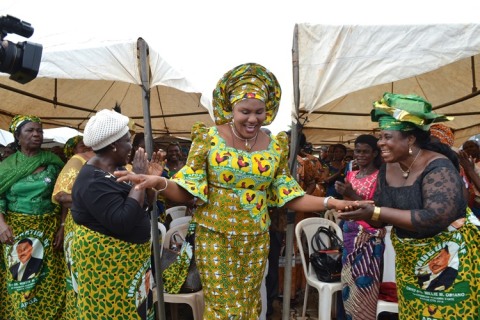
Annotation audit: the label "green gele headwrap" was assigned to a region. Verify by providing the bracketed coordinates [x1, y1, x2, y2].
[371, 93, 453, 131]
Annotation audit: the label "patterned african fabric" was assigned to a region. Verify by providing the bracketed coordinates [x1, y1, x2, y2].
[171, 122, 304, 236]
[52, 153, 87, 320]
[9, 114, 41, 134]
[71, 224, 153, 320]
[3, 211, 65, 319]
[392, 213, 479, 319]
[162, 221, 195, 294]
[375, 159, 479, 319]
[0, 245, 13, 320]
[195, 225, 269, 319]
[212, 63, 281, 126]
[296, 155, 321, 196]
[63, 135, 83, 160]
[0, 159, 64, 319]
[305, 153, 328, 197]
[170, 122, 303, 318]
[341, 169, 385, 320]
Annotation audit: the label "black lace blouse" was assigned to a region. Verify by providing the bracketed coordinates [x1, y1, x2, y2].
[374, 158, 466, 239]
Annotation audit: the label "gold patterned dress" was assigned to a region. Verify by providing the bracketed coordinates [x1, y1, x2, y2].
[171, 123, 304, 319]
[52, 153, 87, 320]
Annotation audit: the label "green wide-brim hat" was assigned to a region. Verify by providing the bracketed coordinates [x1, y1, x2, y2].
[371, 93, 453, 131]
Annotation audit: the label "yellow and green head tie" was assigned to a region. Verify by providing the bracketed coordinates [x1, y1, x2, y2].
[9, 114, 42, 134]
[63, 135, 84, 159]
[371, 92, 453, 132]
[212, 62, 281, 125]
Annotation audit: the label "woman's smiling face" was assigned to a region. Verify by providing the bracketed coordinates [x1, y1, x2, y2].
[377, 130, 410, 163]
[232, 98, 266, 139]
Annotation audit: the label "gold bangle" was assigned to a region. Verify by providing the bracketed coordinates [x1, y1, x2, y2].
[371, 206, 381, 221]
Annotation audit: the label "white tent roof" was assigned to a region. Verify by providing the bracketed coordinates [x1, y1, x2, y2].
[295, 23, 480, 146]
[0, 38, 213, 138]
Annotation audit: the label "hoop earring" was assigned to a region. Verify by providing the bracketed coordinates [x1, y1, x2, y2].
[409, 146, 413, 155]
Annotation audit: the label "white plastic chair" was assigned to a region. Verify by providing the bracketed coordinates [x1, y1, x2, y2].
[323, 209, 340, 224]
[169, 215, 192, 229]
[157, 222, 167, 257]
[377, 226, 399, 318]
[295, 217, 343, 320]
[166, 205, 188, 220]
[162, 223, 204, 319]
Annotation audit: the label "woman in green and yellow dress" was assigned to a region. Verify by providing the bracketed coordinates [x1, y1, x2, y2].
[52, 135, 94, 320]
[115, 63, 365, 319]
[70, 109, 155, 319]
[0, 115, 65, 319]
[339, 93, 480, 319]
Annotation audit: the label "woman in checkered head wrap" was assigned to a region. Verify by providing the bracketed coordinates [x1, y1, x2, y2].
[114, 63, 367, 318]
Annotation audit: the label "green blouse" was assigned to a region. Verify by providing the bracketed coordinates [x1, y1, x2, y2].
[0, 164, 60, 215]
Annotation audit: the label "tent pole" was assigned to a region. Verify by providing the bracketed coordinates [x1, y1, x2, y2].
[138, 38, 166, 320]
[282, 24, 301, 320]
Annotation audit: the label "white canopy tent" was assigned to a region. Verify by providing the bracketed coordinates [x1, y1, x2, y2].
[294, 23, 480, 147]
[0, 38, 213, 139]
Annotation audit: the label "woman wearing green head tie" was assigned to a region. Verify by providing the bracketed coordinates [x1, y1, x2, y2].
[339, 93, 480, 319]
[0, 115, 65, 319]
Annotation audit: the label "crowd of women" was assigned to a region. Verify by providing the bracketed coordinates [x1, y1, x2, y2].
[0, 62, 478, 320]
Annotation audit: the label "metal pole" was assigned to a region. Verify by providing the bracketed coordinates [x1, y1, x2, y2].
[282, 24, 301, 320]
[137, 38, 166, 320]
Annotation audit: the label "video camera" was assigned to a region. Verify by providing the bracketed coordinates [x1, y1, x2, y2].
[0, 15, 42, 84]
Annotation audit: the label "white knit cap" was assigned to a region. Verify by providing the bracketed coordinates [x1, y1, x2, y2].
[83, 109, 130, 151]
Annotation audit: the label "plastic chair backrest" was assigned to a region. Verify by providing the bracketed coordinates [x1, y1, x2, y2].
[166, 206, 188, 220]
[295, 217, 343, 279]
[163, 222, 189, 249]
[157, 222, 167, 257]
[170, 216, 193, 229]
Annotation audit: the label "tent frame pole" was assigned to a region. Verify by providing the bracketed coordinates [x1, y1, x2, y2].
[282, 24, 301, 320]
[138, 38, 166, 320]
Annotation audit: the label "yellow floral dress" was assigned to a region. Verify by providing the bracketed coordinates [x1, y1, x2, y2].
[52, 153, 87, 320]
[171, 123, 304, 319]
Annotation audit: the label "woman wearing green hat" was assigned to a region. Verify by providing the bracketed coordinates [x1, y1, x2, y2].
[339, 93, 479, 319]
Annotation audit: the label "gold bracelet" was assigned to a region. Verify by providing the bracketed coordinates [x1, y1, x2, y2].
[152, 177, 168, 193]
[371, 206, 381, 221]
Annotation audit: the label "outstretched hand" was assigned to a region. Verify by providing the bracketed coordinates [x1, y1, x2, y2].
[331, 199, 373, 212]
[114, 171, 162, 191]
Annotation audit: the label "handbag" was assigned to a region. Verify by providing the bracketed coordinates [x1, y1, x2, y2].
[160, 221, 202, 293]
[309, 226, 343, 282]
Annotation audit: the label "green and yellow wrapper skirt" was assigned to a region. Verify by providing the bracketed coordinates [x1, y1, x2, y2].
[63, 213, 79, 320]
[392, 215, 479, 319]
[71, 224, 154, 320]
[2, 211, 65, 319]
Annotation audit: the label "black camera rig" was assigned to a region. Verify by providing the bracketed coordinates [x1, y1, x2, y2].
[0, 15, 42, 84]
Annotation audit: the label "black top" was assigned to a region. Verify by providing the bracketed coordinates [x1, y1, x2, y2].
[374, 158, 466, 239]
[71, 164, 150, 244]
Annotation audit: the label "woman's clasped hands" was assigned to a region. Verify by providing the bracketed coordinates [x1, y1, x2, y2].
[337, 202, 377, 221]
